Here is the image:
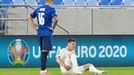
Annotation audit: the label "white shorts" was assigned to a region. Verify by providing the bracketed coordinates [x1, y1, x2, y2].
[61, 66, 85, 74]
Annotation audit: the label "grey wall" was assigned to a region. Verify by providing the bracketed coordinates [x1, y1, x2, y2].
[6, 8, 28, 35]
[93, 9, 134, 35]
[6, 8, 134, 35]
[55, 8, 92, 35]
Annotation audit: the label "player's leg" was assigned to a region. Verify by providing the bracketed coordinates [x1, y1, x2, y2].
[82, 64, 106, 74]
[40, 51, 48, 75]
[39, 36, 52, 75]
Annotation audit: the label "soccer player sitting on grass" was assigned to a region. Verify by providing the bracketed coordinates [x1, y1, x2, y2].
[56, 39, 106, 74]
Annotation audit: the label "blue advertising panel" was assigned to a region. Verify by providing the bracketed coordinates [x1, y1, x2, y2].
[0, 35, 134, 68]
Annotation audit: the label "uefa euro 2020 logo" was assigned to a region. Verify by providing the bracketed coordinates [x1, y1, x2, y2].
[7, 39, 29, 65]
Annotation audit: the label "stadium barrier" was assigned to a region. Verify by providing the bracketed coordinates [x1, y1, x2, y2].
[0, 35, 134, 68]
[1, 5, 134, 35]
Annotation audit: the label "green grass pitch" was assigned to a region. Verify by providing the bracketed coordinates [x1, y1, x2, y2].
[0, 67, 134, 75]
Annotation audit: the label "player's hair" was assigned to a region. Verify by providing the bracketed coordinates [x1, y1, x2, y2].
[67, 39, 76, 43]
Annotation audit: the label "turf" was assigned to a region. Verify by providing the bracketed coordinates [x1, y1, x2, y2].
[0, 67, 134, 75]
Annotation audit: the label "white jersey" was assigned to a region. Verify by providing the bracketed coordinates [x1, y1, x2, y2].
[57, 47, 84, 74]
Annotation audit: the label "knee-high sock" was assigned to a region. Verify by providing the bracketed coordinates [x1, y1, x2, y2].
[41, 52, 48, 71]
[89, 64, 100, 73]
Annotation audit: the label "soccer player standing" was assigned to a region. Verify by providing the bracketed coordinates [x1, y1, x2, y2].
[28, 0, 58, 75]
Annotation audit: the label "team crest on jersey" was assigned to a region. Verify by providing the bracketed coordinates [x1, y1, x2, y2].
[7, 39, 29, 66]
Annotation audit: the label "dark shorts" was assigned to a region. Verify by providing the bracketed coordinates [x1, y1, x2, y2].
[39, 36, 52, 51]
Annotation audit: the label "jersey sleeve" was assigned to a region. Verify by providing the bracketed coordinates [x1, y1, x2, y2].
[51, 8, 57, 17]
[57, 49, 64, 57]
[30, 9, 38, 18]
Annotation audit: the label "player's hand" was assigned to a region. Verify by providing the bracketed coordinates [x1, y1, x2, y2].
[64, 65, 71, 71]
[35, 28, 38, 31]
[33, 24, 38, 31]
[50, 28, 54, 33]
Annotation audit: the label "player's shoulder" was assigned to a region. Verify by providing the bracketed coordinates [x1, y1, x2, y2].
[60, 48, 66, 51]
[33, 6, 43, 12]
[61, 48, 66, 50]
[51, 6, 56, 10]
[48, 6, 56, 11]
[43, 5, 56, 12]
[44, 5, 54, 9]
[35, 5, 55, 11]
[37, 6, 45, 10]
[59, 48, 67, 53]
[52, 7, 56, 11]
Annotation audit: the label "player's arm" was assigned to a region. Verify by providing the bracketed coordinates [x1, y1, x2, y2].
[51, 16, 58, 32]
[52, 16, 58, 29]
[56, 56, 71, 71]
[28, 16, 38, 31]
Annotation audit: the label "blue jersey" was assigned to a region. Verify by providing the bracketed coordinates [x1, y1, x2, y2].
[30, 5, 57, 37]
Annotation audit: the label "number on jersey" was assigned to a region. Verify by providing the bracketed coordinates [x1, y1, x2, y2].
[38, 13, 45, 25]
